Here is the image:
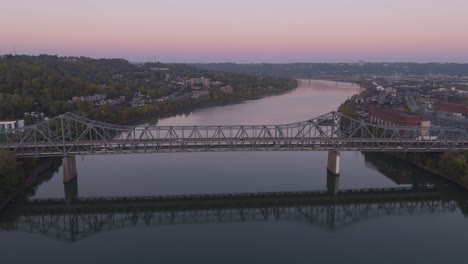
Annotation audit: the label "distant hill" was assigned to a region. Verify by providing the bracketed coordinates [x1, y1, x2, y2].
[192, 63, 468, 78]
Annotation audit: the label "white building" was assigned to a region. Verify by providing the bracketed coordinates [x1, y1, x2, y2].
[0, 120, 25, 131]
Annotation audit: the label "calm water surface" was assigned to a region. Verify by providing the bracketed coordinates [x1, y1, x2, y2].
[1, 80, 468, 264]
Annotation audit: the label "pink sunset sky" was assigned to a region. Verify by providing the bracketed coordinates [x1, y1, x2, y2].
[1, 0, 468, 63]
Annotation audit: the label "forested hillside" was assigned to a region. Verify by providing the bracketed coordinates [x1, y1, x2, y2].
[0, 55, 296, 123]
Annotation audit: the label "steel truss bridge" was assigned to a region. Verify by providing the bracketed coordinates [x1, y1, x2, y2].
[1, 112, 467, 157]
[1, 187, 461, 242]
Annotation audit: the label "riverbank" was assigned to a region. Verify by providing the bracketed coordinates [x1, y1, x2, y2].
[77, 78, 298, 125]
[392, 152, 468, 190]
[115, 79, 364, 126]
[122, 83, 299, 125]
[0, 158, 61, 211]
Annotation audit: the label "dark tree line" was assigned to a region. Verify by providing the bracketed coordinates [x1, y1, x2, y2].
[193, 63, 468, 78]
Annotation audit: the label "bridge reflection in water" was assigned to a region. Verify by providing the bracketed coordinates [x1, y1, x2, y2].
[1, 179, 465, 243]
[3, 153, 468, 243]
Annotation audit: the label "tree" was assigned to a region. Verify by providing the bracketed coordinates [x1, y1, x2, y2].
[439, 151, 467, 179]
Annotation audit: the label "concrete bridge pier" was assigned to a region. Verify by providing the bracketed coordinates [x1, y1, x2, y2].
[327, 171, 340, 195]
[327, 151, 340, 176]
[64, 177, 78, 204]
[63, 156, 78, 204]
[63, 156, 78, 183]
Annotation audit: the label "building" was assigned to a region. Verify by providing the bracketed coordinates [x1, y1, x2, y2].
[385, 87, 397, 95]
[211, 81, 224, 86]
[72, 94, 107, 103]
[434, 102, 468, 115]
[0, 120, 25, 131]
[219, 85, 233, 94]
[355, 97, 365, 104]
[367, 106, 423, 126]
[191, 90, 210, 99]
[190, 78, 211, 87]
[150, 67, 170, 71]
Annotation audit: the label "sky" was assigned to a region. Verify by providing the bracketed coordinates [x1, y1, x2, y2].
[1, 0, 468, 63]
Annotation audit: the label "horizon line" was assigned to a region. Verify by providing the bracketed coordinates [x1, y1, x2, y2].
[2, 53, 468, 65]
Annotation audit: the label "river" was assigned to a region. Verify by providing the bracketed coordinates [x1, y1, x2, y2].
[1, 80, 468, 263]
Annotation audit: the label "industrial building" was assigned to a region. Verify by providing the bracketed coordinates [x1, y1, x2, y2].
[368, 106, 423, 126]
[434, 102, 468, 115]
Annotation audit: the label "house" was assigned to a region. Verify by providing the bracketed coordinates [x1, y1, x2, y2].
[385, 87, 397, 95]
[190, 77, 211, 87]
[191, 90, 210, 99]
[355, 97, 365, 104]
[0, 119, 25, 132]
[219, 85, 233, 94]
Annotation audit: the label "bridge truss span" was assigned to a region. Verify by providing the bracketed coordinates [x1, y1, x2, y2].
[1, 111, 467, 157]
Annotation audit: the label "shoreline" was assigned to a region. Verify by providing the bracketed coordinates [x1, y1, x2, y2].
[118, 79, 299, 125]
[0, 158, 61, 211]
[122, 86, 297, 126]
[391, 153, 468, 190]
[128, 79, 361, 126]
